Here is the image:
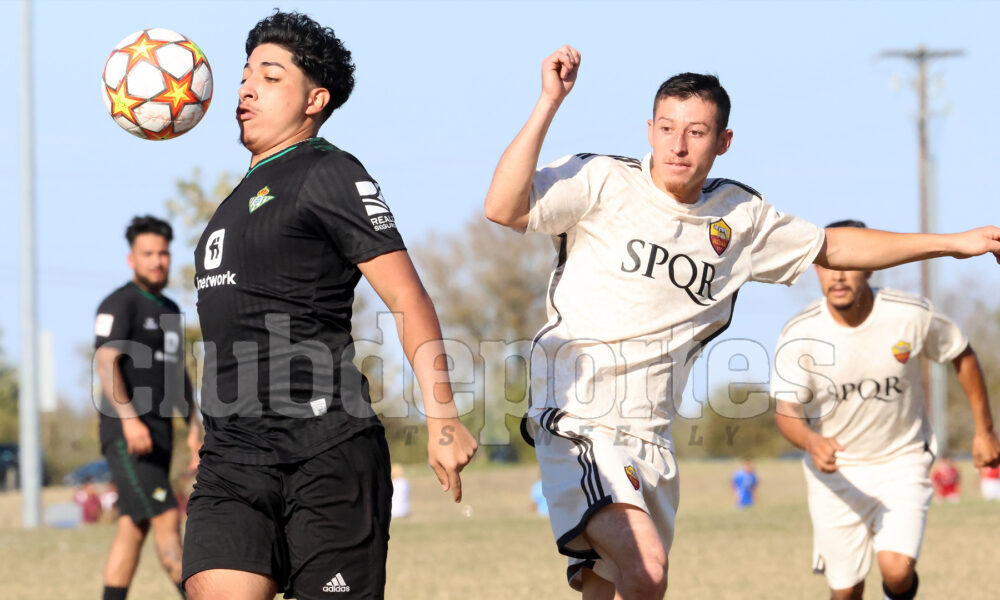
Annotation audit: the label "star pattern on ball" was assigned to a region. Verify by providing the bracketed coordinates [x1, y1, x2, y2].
[121, 31, 168, 71]
[144, 125, 177, 141]
[153, 70, 198, 117]
[178, 39, 209, 68]
[105, 78, 145, 124]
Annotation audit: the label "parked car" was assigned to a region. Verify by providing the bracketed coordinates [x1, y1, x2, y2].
[62, 459, 112, 486]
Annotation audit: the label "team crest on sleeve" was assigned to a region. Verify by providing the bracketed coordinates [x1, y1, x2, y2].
[709, 219, 732, 255]
[892, 341, 911, 363]
[248, 186, 275, 213]
[624, 465, 640, 490]
[355, 180, 396, 231]
[95, 313, 114, 337]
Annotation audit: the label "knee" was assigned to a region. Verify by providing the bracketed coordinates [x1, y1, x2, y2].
[619, 553, 668, 599]
[881, 556, 915, 587]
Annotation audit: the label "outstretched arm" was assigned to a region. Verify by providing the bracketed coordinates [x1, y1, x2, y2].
[358, 250, 478, 502]
[815, 226, 1000, 270]
[484, 45, 581, 232]
[953, 345, 1000, 468]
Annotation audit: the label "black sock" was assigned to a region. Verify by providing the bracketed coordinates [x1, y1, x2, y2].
[176, 581, 187, 599]
[103, 586, 128, 600]
[883, 571, 919, 600]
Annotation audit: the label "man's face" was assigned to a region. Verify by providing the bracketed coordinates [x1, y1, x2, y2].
[647, 95, 732, 203]
[237, 43, 324, 154]
[814, 265, 871, 311]
[127, 233, 170, 292]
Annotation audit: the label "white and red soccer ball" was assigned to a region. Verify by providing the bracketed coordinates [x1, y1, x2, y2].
[102, 28, 213, 140]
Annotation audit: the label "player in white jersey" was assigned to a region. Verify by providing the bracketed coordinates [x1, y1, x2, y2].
[483, 45, 1000, 599]
[772, 219, 1000, 600]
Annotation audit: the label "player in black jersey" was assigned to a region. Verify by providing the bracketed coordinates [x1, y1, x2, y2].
[182, 12, 477, 600]
[94, 216, 202, 600]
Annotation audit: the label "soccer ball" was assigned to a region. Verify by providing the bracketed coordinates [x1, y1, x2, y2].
[102, 28, 213, 140]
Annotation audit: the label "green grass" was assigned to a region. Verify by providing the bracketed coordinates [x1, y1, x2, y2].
[1, 459, 997, 599]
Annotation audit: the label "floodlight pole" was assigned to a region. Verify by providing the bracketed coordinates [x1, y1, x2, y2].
[19, 0, 41, 528]
[879, 45, 963, 457]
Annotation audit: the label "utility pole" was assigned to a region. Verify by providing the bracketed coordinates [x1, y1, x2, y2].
[879, 44, 963, 456]
[18, 0, 41, 528]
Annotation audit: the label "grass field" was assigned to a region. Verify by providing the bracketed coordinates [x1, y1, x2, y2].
[1, 459, 997, 599]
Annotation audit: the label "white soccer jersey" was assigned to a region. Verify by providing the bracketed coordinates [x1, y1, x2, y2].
[526, 152, 825, 449]
[771, 288, 968, 466]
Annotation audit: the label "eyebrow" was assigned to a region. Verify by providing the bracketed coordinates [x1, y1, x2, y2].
[242, 61, 288, 70]
[656, 116, 711, 127]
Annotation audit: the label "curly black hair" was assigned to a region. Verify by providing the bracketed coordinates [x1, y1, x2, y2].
[246, 10, 356, 123]
[125, 215, 173, 246]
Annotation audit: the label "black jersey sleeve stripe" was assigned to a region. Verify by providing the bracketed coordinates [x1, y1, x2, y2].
[573, 153, 641, 170]
[702, 178, 762, 199]
[685, 290, 740, 364]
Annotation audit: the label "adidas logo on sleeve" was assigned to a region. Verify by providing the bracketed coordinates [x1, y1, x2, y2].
[322, 572, 350, 593]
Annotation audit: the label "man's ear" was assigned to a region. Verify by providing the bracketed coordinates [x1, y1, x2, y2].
[716, 128, 733, 156]
[305, 87, 330, 117]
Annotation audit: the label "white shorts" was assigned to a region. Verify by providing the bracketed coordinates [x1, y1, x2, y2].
[523, 408, 679, 591]
[981, 478, 1000, 501]
[803, 451, 933, 590]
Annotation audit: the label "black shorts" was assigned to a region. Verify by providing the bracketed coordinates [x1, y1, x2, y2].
[104, 438, 177, 523]
[182, 427, 392, 599]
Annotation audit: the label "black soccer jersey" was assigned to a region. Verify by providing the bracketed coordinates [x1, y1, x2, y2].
[193, 137, 406, 465]
[94, 282, 187, 452]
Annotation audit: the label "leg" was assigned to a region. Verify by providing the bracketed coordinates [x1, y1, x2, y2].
[581, 567, 620, 600]
[185, 569, 277, 600]
[149, 508, 183, 585]
[582, 503, 668, 600]
[181, 455, 287, 598]
[284, 429, 392, 600]
[104, 515, 150, 587]
[829, 582, 864, 600]
[877, 551, 917, 598]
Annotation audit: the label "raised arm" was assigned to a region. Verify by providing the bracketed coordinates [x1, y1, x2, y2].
[358, 249, 478, 502]
[484, 45, 580, 232]
[815, 226, 1000, 270]
[952, 345, 1000, 468]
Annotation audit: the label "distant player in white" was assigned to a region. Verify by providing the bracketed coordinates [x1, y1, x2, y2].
[484, 45, 1000, 600]
[772, 220, 1000, 600]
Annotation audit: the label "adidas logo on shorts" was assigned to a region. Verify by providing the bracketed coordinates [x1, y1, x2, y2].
[322, 572, 350, 593]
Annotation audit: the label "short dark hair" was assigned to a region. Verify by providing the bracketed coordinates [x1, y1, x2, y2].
[653, 73, 731, 132]
[125, 215, 173, 246]
[246, 10, 355, 123]
[826, 219, 867, 229]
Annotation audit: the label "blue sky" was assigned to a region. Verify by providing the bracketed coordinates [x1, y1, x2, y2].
[2, 0, 999, 408]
